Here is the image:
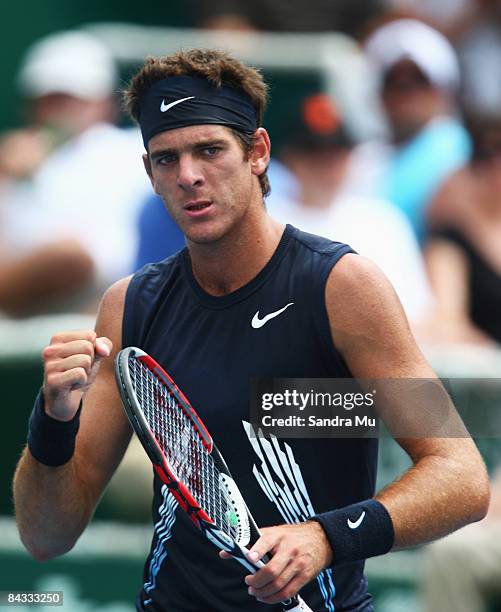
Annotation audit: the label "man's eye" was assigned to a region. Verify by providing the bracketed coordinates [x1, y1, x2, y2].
[204, 146, 220, 156]
[157, 154, 177, 165]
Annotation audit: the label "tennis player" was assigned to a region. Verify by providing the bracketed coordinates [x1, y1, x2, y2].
[14, 49, 489, 612]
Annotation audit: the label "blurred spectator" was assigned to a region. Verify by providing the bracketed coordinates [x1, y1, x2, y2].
[364, 19, 471, 242]
[424, 113, 501, 345]
[380, 2, 501, 115]
[454, 0, 501, 114]
[0, 31, 151, 317]
[191, 0, 384, 38]
[266, 92, 433, 324]
[422, 467, 501, 612]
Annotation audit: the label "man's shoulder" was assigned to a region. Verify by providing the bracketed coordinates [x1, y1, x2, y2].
[131, 250, 186, 284]
[121, 252, 188, 350]
[283, 225, 357, 296]
[124, 251, 187, 313]
[100, 275, 134, 313]
[326, 253, 380, 290]
[325, 254, 407, 349]
[289, 224, 354, 258]
[94, 275, 134, 349]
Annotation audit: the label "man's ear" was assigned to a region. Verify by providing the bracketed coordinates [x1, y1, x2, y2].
[250, 128, 271, 178]
[143, 153, 158, 192]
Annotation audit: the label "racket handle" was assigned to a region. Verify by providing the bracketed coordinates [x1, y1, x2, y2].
[202, 525, 314, 612]
[229, 543, 313, 612]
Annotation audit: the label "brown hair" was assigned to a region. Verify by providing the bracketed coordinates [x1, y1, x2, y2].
[124, 49, 270, 196]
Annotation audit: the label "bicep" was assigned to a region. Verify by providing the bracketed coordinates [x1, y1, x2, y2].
[325, 255, 467, 440]
[326, 254, 432, 379]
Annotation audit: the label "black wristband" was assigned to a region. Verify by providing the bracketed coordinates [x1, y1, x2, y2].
[311, 499, 394, 566]
[27, 389, 82, 467]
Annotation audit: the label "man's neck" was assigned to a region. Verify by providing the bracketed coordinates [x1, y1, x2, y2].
[187, 211, 284, 297]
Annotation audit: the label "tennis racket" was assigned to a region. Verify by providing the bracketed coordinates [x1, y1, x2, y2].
[115, 346, 313, 612]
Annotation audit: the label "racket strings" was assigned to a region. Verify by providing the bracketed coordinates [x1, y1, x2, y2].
[129, 357, 238, 539]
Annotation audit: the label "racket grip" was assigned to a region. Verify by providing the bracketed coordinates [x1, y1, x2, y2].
[230, 544, 313, 612]
[202, 526, 314, 612]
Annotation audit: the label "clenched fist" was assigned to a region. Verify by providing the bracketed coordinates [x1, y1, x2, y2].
[42, 330, 112, 422]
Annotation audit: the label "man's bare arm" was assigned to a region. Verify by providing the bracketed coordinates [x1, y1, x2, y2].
[13, 276, 132, 561]
[328, 254, 490, 546]
[244, 254, 490, 605]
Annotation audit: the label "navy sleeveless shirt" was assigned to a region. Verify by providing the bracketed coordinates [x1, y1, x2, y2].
[123, 225, 378, 612]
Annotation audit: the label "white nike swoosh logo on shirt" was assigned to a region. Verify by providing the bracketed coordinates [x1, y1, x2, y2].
[251, 303, 294, 329]
[347, 511, 366, 529]
[160, 96, 195, 112]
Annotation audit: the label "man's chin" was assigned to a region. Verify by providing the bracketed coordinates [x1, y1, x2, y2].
[187, 235, 217, 245]
[184, 226, 224, 245]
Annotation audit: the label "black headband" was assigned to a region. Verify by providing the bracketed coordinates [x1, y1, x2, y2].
[137, 75, 258, 148]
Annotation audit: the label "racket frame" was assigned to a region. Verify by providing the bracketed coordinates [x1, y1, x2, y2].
[115, 346, 311, 612]
[115, 347, 213, 524]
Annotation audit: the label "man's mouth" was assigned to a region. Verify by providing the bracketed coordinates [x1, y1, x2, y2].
[183, 200, 214, 218]
[185, 201, 212, 212]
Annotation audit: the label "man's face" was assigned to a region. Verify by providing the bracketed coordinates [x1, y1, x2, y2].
[144, 124, 267, 244]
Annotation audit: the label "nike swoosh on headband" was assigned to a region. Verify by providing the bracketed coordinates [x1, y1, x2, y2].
[160, 96, 196, 113]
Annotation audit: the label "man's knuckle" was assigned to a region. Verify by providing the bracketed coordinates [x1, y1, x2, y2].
[45, 372, 60, 387]
[273, 576, 287, 591]
[81, 354, 93, 370]
[42, 345, 54, 358]
[75, 366, 88, 379]
[44, 360, 57, 374]
[81, 341, 95, 356]
[81, 331, 97, 344]
[283, 587, 296, 601]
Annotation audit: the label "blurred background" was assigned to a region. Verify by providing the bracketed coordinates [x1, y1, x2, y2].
[2, 1, 501, 610]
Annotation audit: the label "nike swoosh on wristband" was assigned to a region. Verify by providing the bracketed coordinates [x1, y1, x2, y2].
[160, 96, 195, 112]
[251, 303, 294, 329]
[347, 511, 366, 529]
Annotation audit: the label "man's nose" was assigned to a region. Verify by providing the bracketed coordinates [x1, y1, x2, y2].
[177, 155, 204, 189]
